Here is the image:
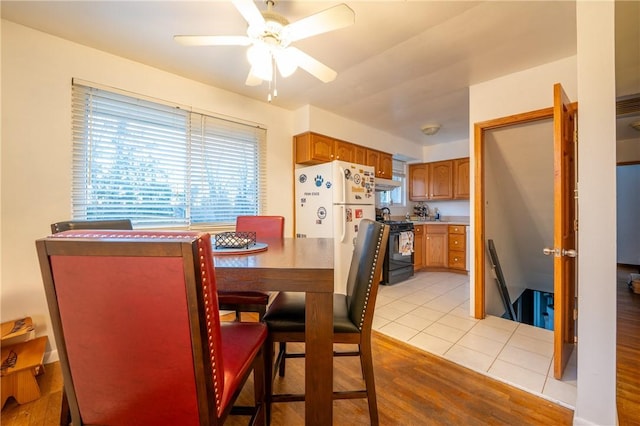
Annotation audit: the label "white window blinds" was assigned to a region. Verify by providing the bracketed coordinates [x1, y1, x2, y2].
[71, 83, 266, 228]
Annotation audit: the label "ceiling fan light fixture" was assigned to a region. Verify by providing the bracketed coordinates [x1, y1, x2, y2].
[247, 44, 273, 81]
[421, 123, 441, 136]
[275, 49, 297, 77]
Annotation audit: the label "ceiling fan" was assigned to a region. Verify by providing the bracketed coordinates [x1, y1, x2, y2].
[174, 0, 355, 99]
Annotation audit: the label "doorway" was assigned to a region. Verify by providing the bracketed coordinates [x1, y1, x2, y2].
[473, 84, 578, 379]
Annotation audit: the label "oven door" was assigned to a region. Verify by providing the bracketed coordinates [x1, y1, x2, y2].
[382, 228, 415, 284]
[388, 230, 414, 269]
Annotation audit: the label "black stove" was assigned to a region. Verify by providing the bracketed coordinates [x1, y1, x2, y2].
[378, 220, 414, 285]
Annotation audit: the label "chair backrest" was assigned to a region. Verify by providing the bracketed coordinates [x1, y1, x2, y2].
[345, 219, 389, 333]
[50, 219, 133, 234]
[235, 215, 284, 240]
[36, 230, 224, 425]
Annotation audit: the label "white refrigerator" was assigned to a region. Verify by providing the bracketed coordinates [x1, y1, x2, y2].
[295, 160, 376, 294]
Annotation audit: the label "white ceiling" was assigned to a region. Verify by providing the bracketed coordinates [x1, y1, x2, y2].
[2, 1, 638, 146]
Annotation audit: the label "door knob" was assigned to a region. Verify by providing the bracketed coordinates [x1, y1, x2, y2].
[543, 247, 556, 256]
[543, 247, 577, 257]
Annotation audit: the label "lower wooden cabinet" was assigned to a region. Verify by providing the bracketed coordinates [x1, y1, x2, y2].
[448, 225, 466, 271]
[425, 225, 448, 268]
[412, 223, 467, 273]
[413, 225, 424, 271]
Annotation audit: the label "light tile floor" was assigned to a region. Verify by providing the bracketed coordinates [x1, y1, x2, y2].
[374, 271, 577, 408]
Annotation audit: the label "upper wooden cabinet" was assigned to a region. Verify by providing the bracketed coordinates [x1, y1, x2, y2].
[429, 160, 453, 200]
[295, 132, 336, 164]
[409, 163, 429, 201]
[409, 157, 469, 201]
[354, 145, 367, 165]
[366, 149, 392, 178]
[453, 157, 470, 199]
[294, 132, 392, 178]
[334, 139, 357, 162]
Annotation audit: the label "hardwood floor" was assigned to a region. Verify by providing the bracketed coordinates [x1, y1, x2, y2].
[2, 269, 638, 425]
[617, 265, 640, 426]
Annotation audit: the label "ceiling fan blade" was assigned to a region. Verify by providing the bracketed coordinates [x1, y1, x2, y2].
[288, 47, 337, 83]
[286, 4, 355, 43]
[173, 35, 252, 46]
[232, 0, 265, 28]
[245, 67, 266, 86]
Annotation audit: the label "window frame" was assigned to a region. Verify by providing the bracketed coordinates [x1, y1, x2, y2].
[71, 81, 267, 229]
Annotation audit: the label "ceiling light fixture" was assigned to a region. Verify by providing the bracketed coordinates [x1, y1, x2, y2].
[421, 124, 441, 136]
[174, 0, 355, 103]
[630, 120, 640, 131]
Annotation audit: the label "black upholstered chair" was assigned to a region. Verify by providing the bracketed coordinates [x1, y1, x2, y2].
[50, 219, 133, 234]
[262, 218, 389, 425]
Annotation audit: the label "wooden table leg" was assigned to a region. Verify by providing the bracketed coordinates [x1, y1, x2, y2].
[305, 291, 333, 425]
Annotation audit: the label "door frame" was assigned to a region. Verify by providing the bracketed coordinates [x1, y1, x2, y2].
[473, 107, 555, 319]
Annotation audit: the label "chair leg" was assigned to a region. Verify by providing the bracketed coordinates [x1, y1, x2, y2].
[360, 341, 379, 426]
[264, 337, 274, 425]
[277, 342, 286, 377]
[60, 390, 71, 426]
[253, 346, 267, 426]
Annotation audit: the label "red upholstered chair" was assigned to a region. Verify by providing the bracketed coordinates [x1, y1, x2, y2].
[36, 230, 267, 426]
[218, 216, 285, 321]
[262, 219, 389, 425]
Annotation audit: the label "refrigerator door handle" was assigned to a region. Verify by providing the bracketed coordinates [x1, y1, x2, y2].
[338, 165, 346, 204]
[339, 205, 347, 242]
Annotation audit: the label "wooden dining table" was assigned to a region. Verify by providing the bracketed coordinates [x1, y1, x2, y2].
[213, 237, 334, 425]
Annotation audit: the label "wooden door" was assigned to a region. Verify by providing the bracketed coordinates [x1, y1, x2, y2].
[551, 83, 577, 379]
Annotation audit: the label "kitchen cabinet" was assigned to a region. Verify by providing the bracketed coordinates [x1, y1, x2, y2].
[409, 164, 429, 201]
[294, 132, 392, 176]
[453, 158, 470, 199]
[366, 149, 393, 178]
[354, 145, 367, 164]
[425, 224, 448, 268]
[409, 157, 469, 201]
[429, 160, 453, 200]
[295, 132, 336, 164]
[413, 225, 424, 271]
[447, 225, 466, 271]
[334, 140, 357, 162]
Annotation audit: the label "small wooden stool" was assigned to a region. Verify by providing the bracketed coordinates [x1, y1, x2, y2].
[1, 336, 47, 408]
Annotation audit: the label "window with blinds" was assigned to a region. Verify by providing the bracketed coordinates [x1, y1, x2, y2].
[71, 83, 266, 228]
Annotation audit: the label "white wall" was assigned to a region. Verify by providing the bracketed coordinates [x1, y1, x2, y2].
[617, 136, 640, 162]
[0, 20, 292, 361]
[469, 55, 577, 317]
[469, 6, 619, 425]
[0, 20, 420, 361]
[617, 164, 640, 264]
[574, 2, 617, 424]
[484, 120, 554, 316]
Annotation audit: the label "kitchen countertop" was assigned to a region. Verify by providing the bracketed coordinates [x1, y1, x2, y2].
[410, 221, 469, 226]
